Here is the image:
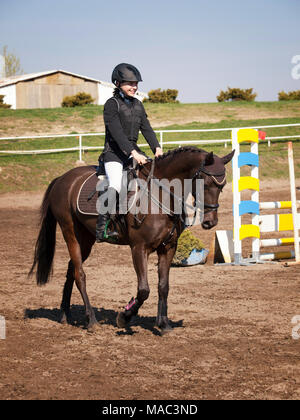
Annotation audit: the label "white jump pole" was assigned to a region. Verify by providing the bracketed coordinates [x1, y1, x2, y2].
[251, 136, 260, 261]
[288, 141, 300, 263]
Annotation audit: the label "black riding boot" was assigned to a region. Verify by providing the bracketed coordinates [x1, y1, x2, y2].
[96, 187, 119, 243]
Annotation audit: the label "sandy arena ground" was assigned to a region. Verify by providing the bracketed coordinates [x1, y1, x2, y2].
[1, 179, 300, 400]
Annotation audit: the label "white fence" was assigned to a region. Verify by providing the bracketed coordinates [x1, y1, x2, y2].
[0, 123, 300, 161]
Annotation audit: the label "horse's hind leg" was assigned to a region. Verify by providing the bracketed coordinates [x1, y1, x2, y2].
[60, 233, 94, 325]
[60, 260, 75, 324]
[156, 244, 176, 334]
[61, 224, 97, 331]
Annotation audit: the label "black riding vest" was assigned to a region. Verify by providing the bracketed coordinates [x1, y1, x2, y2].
[103, 95, 144, 158]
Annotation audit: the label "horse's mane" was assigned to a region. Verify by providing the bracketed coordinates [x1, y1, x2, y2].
[155, 146, 206, 163]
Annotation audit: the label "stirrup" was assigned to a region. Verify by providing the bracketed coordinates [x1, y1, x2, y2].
[96, 219, 118, 243]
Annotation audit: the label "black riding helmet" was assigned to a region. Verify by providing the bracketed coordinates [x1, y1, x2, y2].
[111, 63, 142, 86]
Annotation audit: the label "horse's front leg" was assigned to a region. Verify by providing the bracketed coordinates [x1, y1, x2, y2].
[156, 244, 176, 334]
[117, 245, 149, 328]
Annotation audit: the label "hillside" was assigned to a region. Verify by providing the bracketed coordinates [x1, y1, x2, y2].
[0, 101, 300, 137]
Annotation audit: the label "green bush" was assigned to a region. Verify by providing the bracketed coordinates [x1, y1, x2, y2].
[278, 90, 300, 101]
[0, 94, 11, 108]
[144, 88, 179, 103]
[61, 92, 95, 107]
[172, 229, 204, 264]
[217, 87, 257, 102]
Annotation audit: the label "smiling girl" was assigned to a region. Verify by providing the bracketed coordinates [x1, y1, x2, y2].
[96, 63, 163, 242]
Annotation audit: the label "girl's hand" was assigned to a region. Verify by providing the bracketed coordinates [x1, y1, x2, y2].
[131, 149, 148, 165]
[155, 147, 163, 157]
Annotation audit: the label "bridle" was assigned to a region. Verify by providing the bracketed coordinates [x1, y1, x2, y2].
[192, 162, 226, 212]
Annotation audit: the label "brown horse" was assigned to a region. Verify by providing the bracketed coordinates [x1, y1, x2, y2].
[29, 147, 234, 334]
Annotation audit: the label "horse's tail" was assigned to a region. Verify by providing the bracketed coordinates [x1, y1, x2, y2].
[28, 177, 59, 285]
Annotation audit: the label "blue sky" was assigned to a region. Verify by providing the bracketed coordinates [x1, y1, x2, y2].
[1, 0, 300, 102]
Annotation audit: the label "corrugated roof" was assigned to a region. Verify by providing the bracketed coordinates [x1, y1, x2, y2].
[0, 69, 111, 88]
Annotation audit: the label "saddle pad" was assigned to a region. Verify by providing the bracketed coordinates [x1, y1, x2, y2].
[77, 172, 99, 216]
[77, 169, 139, 216]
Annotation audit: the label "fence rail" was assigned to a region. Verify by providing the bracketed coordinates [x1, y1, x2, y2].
[1, 123, 300, 160]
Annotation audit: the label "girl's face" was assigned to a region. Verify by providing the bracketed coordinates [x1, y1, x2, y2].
[120, 81, 138, 97]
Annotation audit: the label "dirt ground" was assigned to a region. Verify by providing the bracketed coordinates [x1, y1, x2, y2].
[1, 179, 300, 400]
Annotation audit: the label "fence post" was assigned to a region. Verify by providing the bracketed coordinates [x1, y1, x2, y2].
[160, 131, 163, 150]
[288, 141, 300, 262]
[79, 135, 82, 161]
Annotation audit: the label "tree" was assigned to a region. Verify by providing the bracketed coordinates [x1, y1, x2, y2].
[217, 87, 257, 102]
[61, 92, 95, 107]
[0, 45, 23, 78]
[278, 90, 300, 100]
[144, 88, 179, 103]
[0, 95, 11, 108]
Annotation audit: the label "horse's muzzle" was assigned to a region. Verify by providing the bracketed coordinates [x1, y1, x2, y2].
[202, 211, 218, 229]
[202, 219, 218, 229]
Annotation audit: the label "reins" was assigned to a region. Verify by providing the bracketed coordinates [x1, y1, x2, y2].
[138, 157, 226, 215]
[135, 155, 226, 246]
[138, 159, 189, 219]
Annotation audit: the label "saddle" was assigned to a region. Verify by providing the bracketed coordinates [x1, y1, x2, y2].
[77, 164, 138, 216]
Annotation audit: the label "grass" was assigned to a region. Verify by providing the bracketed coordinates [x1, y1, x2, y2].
[0, 117, 299, 151]
[1, 120, 300, 193]
[0, 104, 104, 121]
[0, 101, 300, 193]
[1, 100, 300, 133]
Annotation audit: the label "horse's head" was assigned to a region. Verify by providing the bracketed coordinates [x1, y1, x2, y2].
[193, 150, 234, 230]
[154, 146, 234, 229]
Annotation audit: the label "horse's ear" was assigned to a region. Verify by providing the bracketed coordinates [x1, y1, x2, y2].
[221, 150, 235, 165]
[205, 151, 214, 166]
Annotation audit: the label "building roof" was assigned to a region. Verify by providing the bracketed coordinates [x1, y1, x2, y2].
[0, 69, 112, 88]
[0, 69, 148, 99]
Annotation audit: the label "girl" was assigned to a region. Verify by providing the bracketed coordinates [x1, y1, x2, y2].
[96, 63, 163, 242]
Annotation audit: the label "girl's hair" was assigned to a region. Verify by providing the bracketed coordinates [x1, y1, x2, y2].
[113, 87, 120, 97]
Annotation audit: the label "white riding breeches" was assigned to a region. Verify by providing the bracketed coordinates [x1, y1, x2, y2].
[104, 161, 124, 194]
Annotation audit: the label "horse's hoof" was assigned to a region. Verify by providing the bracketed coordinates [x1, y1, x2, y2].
[87, 322, 100, 333]
[116, 311, 127, 328]
[157, 322, 173, 335]
[60, 311, 73, 325]
[160, 325, 173, 336]
[156, 317, 173, 335]
[61, 315, 71, 325]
